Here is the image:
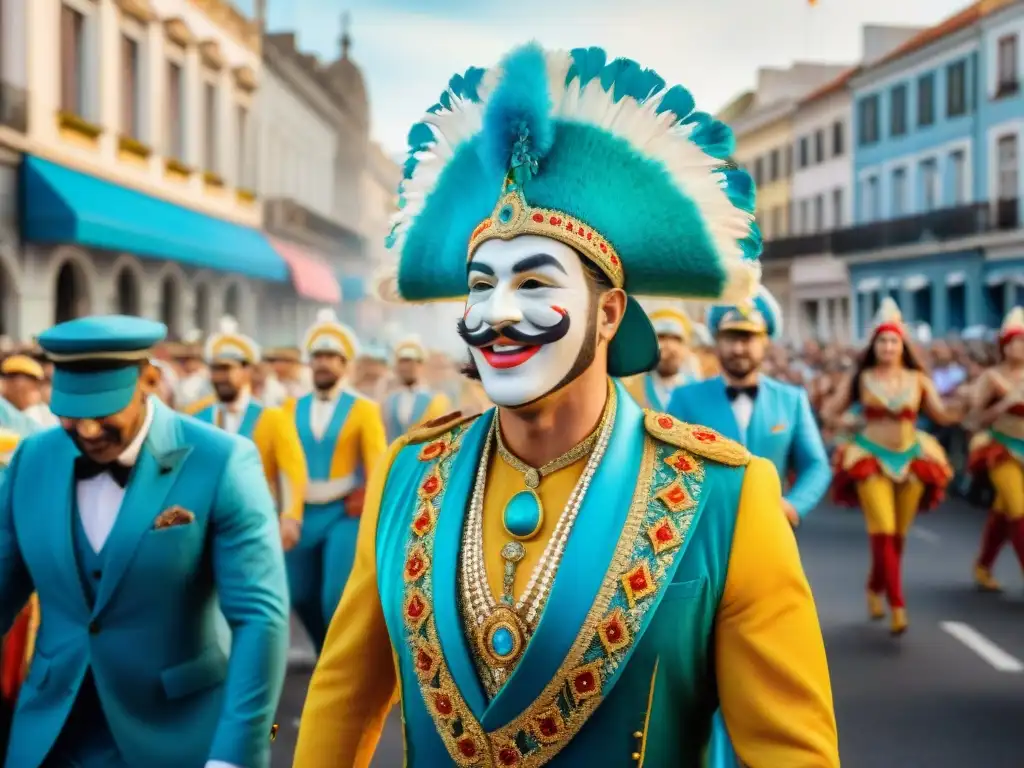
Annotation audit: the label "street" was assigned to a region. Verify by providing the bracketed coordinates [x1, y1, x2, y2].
[270, 498, 1024, 767]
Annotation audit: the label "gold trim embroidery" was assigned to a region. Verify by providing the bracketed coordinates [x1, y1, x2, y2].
[643, 411, 750, 467]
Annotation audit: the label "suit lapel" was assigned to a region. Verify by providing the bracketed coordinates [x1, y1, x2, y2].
[707, 377, 742, 443]
[745, 377, 771, 451]
[93, 402, 192, 614]
[43, 437, 91, 619]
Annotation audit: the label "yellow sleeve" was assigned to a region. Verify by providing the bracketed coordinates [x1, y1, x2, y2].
[715, 457, 839, 767]
[356, 399, 388, 484]
[182, 393, 216, 416]
[420, 393, 451, 426]
[267, 407, 308, 523]
[292, 439, 403, 768]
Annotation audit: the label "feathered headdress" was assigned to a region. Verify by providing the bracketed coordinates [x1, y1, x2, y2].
[204, 316, 260, 364]
[302, 308, 359, 362]
[707, 285, 783, 340]
[384, 43, 761, 376]
[1000, 306, 1024, 345]
[871, 297, 904, 339]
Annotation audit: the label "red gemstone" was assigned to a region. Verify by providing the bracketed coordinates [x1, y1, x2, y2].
[416, 649, 433, 671]
[574, 671, 596, 693]
[673, 455, 692, 471]
[610, 255, 619, 265]
[407, 596, 424, 618]
[694, 430, 717, 442]
[538, 716, 558, 736]
[629, 571, 648, 592]
[422, 476, 439, 494]
[605, 621, 621, 641]
[498, 747, 519, 765]
[658, 416, 673, 429]
[577, 226, 584, 236]
[549, 216, 560, 225]
[532, 213, 544, 223]
[566, 220, 574, 231]
[433, 693, 452, 715]
[414, 512, 431, 532]
[407, 556, 424, 578]
[667, 487, 686, 504]
[656, 524, 673, 542]
[458, 738, 477, 758]
[599, 243, 608, 253]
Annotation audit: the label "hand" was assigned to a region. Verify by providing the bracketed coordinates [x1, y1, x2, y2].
[279, 517, 301, 551]
[782, 499, 800, 528]
[345, 487, 367, 518]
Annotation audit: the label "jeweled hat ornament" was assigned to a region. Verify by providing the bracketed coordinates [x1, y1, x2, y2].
[707, 284, 783, 340]
[302, 308, 359, 362]
[381, 42, 762, 377]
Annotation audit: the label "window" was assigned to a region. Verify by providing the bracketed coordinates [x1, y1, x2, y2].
[832, 187, 844, 228]
[916, 74, 935, 127]
[236, 104, 249, 189]
[997, 134, 1018, 200]
[166, 60, 184, 159]
[784, 145, 793, 175]
[121, 34, 140, 139]
[892, 168, 907, 216]
[890, 84, 907, 136]
[798, 136, 809, 168]
[947, 60, 967, 117]
[753, 157, 764, 186]
[814, 129, 824, 163]
[950, 149, 966, 205]
[770, 206, 783, 238]
[813, 194, 824, 232]
[60, 4, 86, 115]
[859, 95, 879, 145]
[203, 81, 218, 173]
[799, 199, 810, 234]
[769, 149, 780, 182]
[998, 35, 1019, 95]
[867, 176, 880, 221]
[920, 159, 938, 212]
[832, 120, 844, 156]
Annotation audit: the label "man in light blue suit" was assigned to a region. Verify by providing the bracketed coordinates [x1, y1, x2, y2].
[0, 315, 290, 768]
[668, 288, 832, 768]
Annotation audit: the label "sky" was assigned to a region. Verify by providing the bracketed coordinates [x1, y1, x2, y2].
[235, 0, 973, 156]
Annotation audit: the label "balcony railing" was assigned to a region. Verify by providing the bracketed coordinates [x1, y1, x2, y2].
[761, 232, 833, 260]
[0, 80, 27, 133]
[829, 203, 991, 254]
[996, 197, 1019, 230]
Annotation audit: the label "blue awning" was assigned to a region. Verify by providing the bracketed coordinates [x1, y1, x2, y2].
[21, 156, 288, 282]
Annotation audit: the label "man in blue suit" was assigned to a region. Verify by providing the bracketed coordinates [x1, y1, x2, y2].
[0, 315, 289, 768]
[668, 288, 831, 768]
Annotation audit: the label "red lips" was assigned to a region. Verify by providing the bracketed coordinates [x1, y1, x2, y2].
[479, 336, 543, 369]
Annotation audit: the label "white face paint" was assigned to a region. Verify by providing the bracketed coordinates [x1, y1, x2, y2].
[461, 236, 592, 407]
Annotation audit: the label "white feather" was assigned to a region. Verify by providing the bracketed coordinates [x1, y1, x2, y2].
[217, 315, 238, 334]
[315, 307, 339, 324]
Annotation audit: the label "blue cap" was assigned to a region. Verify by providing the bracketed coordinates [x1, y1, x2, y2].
[707, 286, 783, 340]
[38, 315, 167, 419]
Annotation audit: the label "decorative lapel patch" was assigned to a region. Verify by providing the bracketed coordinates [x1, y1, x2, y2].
[401, 428, 706, 767]
[771, 423, 786, 434]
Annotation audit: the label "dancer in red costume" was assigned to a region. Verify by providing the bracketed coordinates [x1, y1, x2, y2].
[967, 307, 1024, 591]
[823, 299, 959, 635]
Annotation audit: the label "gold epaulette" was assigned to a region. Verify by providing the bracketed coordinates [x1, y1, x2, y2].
[405, 410, 480, 445]
[643, 411, 750, 467]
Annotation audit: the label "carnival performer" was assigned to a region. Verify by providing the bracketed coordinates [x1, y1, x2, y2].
[669, 286, 831, 527]
[0, 315, 288, 768]
[824, 298, 957, 635]
[967, 306, 1024, 590]
[281, 309, 387, 652]
[293, 43, 838, 767]
[382, 336, 450, 442]
[668, 285, 831, 768]
[193, 317, 308, 552]
[623, 306, 703, 410]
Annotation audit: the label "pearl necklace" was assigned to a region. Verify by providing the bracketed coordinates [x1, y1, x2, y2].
[460, 386, 617, 641]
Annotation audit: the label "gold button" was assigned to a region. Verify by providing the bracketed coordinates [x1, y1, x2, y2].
[633, 731, 643, 739]
[631, 752, 641, 761]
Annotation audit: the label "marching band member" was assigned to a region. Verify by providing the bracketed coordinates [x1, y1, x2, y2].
[194, 317, 308, 552]
[967, 306, 1024, 590]
[294, 42, 837, 767]
[824, 298, 958, 635]
[0, 355, 59, 427]
[624, 306, 703, 410]
[282, 310, 387, 652]
[0, 315, 288, 768]
[382, 337, 450, 442]
[173, 330, 214, 415]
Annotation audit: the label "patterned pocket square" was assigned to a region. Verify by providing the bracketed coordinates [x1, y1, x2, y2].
[154, 506, 195, 530]
[771, 423, 787, 434]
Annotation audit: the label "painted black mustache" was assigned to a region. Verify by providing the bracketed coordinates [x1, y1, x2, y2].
[456, 312, 571, 348]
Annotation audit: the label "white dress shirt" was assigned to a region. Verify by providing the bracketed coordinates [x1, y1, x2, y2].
[730, 393, 754, 442]
[310, 386, 341, 440]
[75, 399, 154, 553]
[74, 401, 243, 768]
[394, 385, 426, 426]
[219, 391, 252, 435]
[24, 402, 60, 428]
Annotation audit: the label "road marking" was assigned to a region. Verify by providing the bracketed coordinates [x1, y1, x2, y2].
[941, 621, 1024, 672]
[909, 526, 940, 544]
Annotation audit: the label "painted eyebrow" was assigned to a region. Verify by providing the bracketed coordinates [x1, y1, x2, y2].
[512, 254, 567, 274]
[467, 261, 495, 275]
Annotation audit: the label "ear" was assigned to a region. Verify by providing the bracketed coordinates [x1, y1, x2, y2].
[138, 363, 161, 396]
[597, 288, 627, 343]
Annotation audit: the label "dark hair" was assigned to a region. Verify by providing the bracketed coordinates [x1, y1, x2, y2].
[848, 329, 929, 404]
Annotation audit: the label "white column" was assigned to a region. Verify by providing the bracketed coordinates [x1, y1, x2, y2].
[97, 0, 118, 159]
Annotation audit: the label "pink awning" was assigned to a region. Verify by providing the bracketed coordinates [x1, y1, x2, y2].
[268, 237, 341, 304]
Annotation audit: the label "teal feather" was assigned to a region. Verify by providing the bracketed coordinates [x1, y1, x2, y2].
[655, 85, 695, 122]
[449, 67, 486, 101]
[407, 122, 434, 153]
[600, 59, 665, 104]
[690, 118, 735, 159]
[402, 156, 418, 180]
[566, 47, 608, 88]
[481, 43, 555, 178]
[720, 168, 755, 213]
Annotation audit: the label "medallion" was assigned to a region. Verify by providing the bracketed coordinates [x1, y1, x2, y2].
[503, 488, 544, 540]
[479, 604, 527, 668]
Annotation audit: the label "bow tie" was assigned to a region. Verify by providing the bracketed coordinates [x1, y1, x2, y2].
[74, 456, 133, 488]
[726, 385, 758, 401]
